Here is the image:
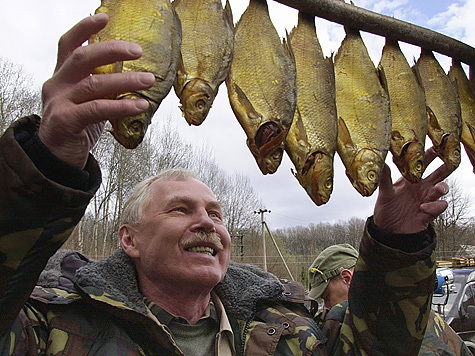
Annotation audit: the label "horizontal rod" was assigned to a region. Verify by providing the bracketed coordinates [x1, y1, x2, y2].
[273, 0, 475, 66]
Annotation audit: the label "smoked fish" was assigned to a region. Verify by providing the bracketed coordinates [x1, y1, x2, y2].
[90, 0, 182, 148]
[414, 49, 462, 171]
[449, 60, 475, 173]
[226, 0, 297, 175]
[172, 0, 234, 126]
[286, 12, 337, 205]
[334, 28, 391, 196]
[378, 39, 427, 183]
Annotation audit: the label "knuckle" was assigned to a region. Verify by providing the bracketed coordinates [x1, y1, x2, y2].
[57, 34, 69, 52]
[83, 75, 102, 95]
[69, 46, 87, 67]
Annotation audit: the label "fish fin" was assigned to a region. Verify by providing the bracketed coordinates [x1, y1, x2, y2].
[463, 124, 475, 173]
[291, 167, 298, 179]
[283, 30, 296, 65]
[412, 61, 423, 88]
[427, 106, 442, 131]
[293, 106, 308, 143]
[470, 65, 475, 88]
[325, 56, 335, 84]
[468, 123, 475, 142]
[427, 106, 445, 146]
[390, 130, 405, 155]
[175, 53, 188, 96]
[224, 0, 234, 30]
[234, 83, 260, 121]
[377, 62, 388, 93]
[337, 117, 355, 152]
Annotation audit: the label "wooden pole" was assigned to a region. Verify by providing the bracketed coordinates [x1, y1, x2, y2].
[273, 0, 475, 66]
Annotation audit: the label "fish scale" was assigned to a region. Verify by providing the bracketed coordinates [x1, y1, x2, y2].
[334, 27, 391, 197]
[226, 0, 296, 175]
[414, 49, 462, 171]
[90, 0, 182, 149]
[378, 39, 427, 183]
[449, 60, 475, 173]
[172, 0, 234, 126]
[285, 11, 337, 206]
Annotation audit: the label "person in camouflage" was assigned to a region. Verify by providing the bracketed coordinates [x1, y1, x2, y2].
[0, 13, 453, 356]
[307, 244, 473, 356]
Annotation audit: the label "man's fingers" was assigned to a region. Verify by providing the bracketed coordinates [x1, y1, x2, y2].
[72, 72, 155, 104]
[57, 41, 144, 84]
[55, 13, 109, 73]
[424, 162, 453, 186]
[423, 146, 438, 168]
[377, 164, 393, 197]
[424, 181, 449, 203]
[420, 200, 448, 218]
[73, 98, 150, 128]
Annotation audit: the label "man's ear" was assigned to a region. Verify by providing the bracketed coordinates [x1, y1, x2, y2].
[341, 269, 353, 285]
[119, 224, 140, 259]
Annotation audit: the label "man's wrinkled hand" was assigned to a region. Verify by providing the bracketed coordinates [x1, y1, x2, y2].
[39, 13, 154, 169]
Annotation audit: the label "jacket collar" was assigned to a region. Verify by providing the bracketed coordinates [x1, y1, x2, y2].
[40, 249, 302, 320]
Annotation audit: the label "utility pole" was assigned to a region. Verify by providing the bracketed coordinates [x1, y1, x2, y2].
[254, 209, 270, 272]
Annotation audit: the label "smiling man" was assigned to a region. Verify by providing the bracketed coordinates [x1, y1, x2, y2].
[0, 13, 453, 356]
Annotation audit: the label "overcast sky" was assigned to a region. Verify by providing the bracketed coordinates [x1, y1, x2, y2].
[1, 0, 474, 229]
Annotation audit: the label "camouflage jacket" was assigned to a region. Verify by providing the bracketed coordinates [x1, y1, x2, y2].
[0, 116, 437, 355]
[315, 301, 472, 356]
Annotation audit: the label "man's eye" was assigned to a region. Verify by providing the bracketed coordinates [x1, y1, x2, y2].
[209, 212, 222, 220]
[173, 207, 187, 213]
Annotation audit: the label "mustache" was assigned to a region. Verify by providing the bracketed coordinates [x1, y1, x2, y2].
[180, 231, 224, 251]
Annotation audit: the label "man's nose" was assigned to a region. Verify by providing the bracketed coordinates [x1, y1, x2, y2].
[191, 209, 216, 232]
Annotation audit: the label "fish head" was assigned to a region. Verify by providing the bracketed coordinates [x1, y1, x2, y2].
[438, 132, 462, 171]
[110, 116, 148, 149]
[256, 146, 285, 175]
[253, 122, 289, 174]
[347, 149, 384, 197]
[392, 142, 425, 184]
[179, 78, 216, 126]
[294, 152, 334, 206]
[109, 95, 153, 149]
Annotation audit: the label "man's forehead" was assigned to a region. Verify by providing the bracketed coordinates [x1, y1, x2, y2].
[151, 178, 221, 205]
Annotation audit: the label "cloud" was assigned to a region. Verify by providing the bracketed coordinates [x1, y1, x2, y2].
[1, 0, 474, 229]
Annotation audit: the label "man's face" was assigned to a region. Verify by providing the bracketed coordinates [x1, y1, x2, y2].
[321, 274, 350, 309]
[124, 177, 231, 292]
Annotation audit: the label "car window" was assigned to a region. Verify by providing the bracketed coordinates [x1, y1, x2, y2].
[461, 282, 475, 317]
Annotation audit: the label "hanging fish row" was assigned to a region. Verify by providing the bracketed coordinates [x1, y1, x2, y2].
[89, 0, 475, 206]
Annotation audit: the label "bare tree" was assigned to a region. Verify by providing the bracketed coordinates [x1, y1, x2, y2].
[0, 57, 41, 133]
[65, 118, 263, 259]
[434, 178, 474, 260]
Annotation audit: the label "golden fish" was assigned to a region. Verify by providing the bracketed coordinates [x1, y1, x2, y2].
[90, 0, 182, 148]
[378, 39, 427, 183]
[285, 12, 337, 205]
[334, 28, 391, 196]
[413, 49, 462, 170]
[172, 0, 234, 126]
[449, 60, 475, 173]
[226, 0, 296, 175]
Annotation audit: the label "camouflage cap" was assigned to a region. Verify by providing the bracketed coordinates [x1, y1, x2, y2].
[308, 244, 359, 299]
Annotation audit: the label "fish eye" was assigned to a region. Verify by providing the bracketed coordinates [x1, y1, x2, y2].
[129, 120, 144, 135]
[454, 149, 461, 158]
[195, 99, 206, 112]
[367, 170, 377, 182]
[325, 179, 332, 190]
[272, 149, 283, 161]
[415, 161, 423, 172]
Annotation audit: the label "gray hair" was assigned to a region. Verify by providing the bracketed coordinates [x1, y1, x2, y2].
[120, 168, 198, 226]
